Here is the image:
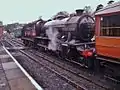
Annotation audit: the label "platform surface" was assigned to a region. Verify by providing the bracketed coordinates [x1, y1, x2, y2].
[0, 46, 36, 90]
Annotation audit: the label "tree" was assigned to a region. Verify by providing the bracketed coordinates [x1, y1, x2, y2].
[52, 11, 69, 20]
[4, 23, 24, 33]
[84, 6, 92, 14]
[38, 16, 42, 19]
[107, 0, 114, 5]
[95, 4, 103, 11]
[0, 21, 3, 26]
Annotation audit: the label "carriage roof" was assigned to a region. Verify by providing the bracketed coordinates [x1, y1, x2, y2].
[95, 1, 120, 16]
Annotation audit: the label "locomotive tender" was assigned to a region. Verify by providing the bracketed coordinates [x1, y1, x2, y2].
[22, 9, 95, 68]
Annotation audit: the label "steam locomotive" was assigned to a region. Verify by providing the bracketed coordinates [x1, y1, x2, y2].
[22, 9, 95, 68]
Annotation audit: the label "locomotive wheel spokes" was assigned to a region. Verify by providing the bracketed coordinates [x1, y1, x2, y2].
[28, 41, 32, 47]
[78, 57, 85, 64]
[86, 58, 94, 70]
[56, 50, 62, 60]
[61, 45, 68, 60]
[38, 46, 45, 52]
[24, 40, 28, 46]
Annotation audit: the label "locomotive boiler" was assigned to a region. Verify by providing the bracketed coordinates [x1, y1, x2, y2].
[22, 9, 95, 68]
[44, 13, 94, 47]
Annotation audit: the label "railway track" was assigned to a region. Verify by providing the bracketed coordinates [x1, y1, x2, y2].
[3, 39, 87, 90]
[10, 39, 118, 84]
[6, 39, 89, 90]
[23, 49, 109, 89]
[3, 39, 120, 90]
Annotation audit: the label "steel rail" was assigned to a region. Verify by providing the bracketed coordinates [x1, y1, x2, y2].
[27, 49, 109, 90]
[2, 43, 43, 90]
[8, 40, 87, 90]
[20, 50, 87, 90]
[10, 39, 109, 89]
[9, 39, 120, 89]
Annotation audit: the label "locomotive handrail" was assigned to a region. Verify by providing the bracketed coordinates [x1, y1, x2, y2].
[71, 42, 95, 46]
[35, 36, 50, 40]
[60, 40, 95, 46]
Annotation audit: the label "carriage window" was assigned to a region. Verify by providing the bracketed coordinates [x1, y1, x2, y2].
[100, 14, 120, 37]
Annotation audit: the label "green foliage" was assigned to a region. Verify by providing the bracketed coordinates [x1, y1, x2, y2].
[108, 0, 114, 5]
[4, 23, 24, 33]
[52, 11, 69, 19]
[95, 4, 103, 11]
[84, 6, 92, 13]
[0, 21, 3, 26]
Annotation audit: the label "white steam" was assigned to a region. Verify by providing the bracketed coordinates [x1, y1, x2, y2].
[46, 27, 59, 51]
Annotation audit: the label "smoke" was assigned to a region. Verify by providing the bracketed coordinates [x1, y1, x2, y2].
[46, 27, 59, 51]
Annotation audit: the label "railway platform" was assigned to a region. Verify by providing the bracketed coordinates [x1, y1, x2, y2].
[0, 46, 36, 90]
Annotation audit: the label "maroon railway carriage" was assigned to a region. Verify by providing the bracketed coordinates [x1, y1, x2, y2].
[21, 19, 45, 46]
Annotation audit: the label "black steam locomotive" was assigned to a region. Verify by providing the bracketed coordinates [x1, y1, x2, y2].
[22, 9, 95, 68]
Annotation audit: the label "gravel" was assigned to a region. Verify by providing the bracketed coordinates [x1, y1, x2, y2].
[15, 54, 77, 90]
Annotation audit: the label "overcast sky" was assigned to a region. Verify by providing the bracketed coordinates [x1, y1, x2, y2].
[0, 0, 119, 24]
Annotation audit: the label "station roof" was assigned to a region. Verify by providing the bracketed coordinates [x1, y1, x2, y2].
[95, 1, 120, 16]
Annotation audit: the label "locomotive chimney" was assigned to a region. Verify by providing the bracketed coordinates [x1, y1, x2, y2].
[76, 9, 84, 15]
